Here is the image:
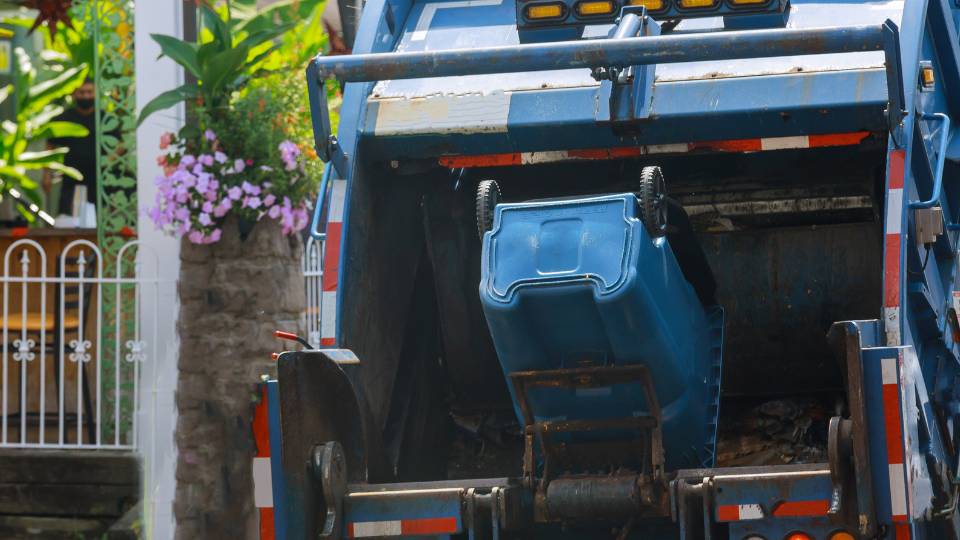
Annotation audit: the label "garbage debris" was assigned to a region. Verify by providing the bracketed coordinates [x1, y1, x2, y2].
[716, 396, 832, 467]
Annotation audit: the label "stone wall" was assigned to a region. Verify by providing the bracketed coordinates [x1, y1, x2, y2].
[173, 216, 304, 539]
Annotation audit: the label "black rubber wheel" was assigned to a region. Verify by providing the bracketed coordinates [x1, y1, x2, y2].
[637, 166, 668, 238]
[476, 179, 501, 240]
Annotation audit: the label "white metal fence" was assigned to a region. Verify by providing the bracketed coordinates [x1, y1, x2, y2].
[303, 236, 325, 349]
[0, 238, 165, 449]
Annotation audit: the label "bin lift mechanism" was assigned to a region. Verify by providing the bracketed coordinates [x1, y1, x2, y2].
[305, 8, 907, 180]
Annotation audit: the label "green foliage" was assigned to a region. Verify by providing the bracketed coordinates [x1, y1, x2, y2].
[0, 48, 88, 220]
[138, 0, 328, 126]
[209, 70, 326, 206]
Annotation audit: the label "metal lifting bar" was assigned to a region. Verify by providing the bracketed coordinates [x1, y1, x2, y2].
[310, 24, 887, 82]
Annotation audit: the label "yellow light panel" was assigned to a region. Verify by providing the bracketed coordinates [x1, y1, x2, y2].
[526, 3, 564, 19]
[577, 0, 615, 15]
[679, 0, 716, 7]
[627, 0, 665, 9]
[728, 0, 768, 4]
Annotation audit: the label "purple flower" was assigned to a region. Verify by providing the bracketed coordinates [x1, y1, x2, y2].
[174, 207, 190, 222]
[263, 194, 276, 207]
[181, 154, 196, 167]
[195, 173, 212, 195]
[188, 230, 205, 244]
[245, 196, 262, 209]
[202, 201, 214, 213]
[199, 154, 215, 167]
[241, 181, 261, 195]
[214, 151, 227, 164]
[227, 186, 243, 201]
[209, 228, 222, 242]
[278, 140, 301, 171]
[192, 163, 205, 176]
[198, 212, 212, 226]
[234, 159, 245, 173]
[268, 205, 281, 219]
[204, 129, 216, 141]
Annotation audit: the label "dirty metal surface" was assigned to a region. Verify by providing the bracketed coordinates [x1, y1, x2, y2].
[370, 0, 901, 100]
[699, 222, 882, 396]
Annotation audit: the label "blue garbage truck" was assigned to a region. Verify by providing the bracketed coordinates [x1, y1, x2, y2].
[260, 0, 960, 538]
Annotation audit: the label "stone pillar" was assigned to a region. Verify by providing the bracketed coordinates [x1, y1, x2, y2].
[173, 216, 305, 539]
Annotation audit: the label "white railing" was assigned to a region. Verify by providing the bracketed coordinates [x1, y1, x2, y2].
[303, 236, 325, 349]
[0, 238, 166, 450]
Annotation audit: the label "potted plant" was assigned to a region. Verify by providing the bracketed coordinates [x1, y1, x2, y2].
[140, 1, 331, 243]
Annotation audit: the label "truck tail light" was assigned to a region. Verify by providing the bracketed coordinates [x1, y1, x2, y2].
[785, 534, 812, 540]
[525, 2, 566, 19]
[627, 0, 667, 11]
[576, 0, 615, 16]
[828, 532, 855, 540]
[678, 0, 717, 7]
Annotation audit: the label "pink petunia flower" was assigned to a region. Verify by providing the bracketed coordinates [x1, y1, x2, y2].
[159, 132, 173, 150]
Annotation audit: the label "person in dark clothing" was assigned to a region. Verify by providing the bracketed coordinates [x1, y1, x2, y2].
[43, 79, 97, 216]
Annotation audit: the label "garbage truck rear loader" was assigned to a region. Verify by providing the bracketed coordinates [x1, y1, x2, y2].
[259, 0, 960, 538]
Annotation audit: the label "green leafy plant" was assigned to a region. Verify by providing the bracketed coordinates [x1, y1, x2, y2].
[137, 1, 319, 126]
[0, 48, 88, 221]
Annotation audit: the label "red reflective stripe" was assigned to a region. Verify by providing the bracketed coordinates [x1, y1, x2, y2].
[254, 386, 275, 539]
[253, 385, 270, 458]
[321, 337, 336, 346]
[771, 500, 830, 517]
[691, 138, 762, 152]
[809, 131, 871, 148]
[437, 132, 873, 168]
[716, 505, 740, 522]
[894, 523, 912, 539]
[323, 222, 343, 292]
[888, 149, 906, 189]
[346, 523, 355, 538]
[884, 235, 901, 308]
[883, 384, 905, 464]
[440, 153, 521, 168]
[259, 508, 276, 540]
[567, 147, 646, 160]
[401, 517, 459, 535]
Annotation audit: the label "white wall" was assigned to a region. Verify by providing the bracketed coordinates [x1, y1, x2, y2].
[135, 3, 184, 539]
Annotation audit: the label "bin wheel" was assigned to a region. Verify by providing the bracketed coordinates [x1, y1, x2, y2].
[476, 179, 501, 240]
[637, 166, 667, 238]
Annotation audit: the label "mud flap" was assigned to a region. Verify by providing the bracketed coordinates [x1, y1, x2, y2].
[277, 350, 372, 539]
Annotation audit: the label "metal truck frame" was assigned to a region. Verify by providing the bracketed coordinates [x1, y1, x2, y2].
[257, 0, 960, 538]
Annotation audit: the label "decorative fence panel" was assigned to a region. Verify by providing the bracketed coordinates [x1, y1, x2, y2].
[0, 239, 161, 449]
[303, 236, 325, 350]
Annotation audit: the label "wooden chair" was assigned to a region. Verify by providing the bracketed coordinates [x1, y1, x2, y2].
[4, 250, 97, 444]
